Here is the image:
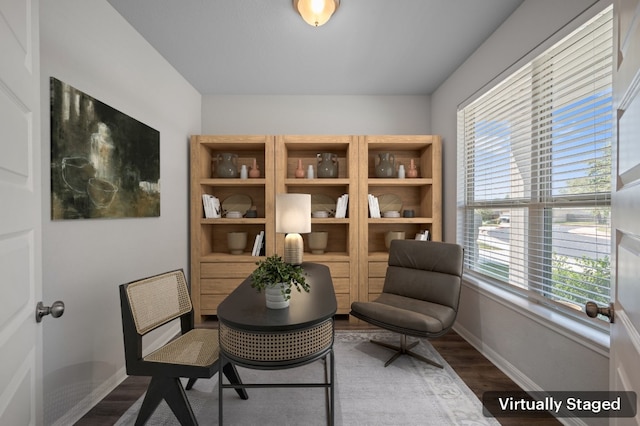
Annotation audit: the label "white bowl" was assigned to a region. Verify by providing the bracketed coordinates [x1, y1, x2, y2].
[383, 211, 400, 218]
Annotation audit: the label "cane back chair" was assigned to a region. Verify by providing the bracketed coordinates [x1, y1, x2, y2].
[119, 269, 248, 425]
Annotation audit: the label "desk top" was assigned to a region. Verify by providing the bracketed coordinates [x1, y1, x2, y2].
[217, 262, 337, 332]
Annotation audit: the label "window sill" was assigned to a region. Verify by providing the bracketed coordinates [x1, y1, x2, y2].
[462, 273, 610, 357]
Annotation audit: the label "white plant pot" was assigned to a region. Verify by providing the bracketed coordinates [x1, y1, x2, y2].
[265, 284, 289, 309]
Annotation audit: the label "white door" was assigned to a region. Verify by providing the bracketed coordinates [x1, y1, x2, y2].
[0, 0, 43, 425]
[610, 0, 640, 424]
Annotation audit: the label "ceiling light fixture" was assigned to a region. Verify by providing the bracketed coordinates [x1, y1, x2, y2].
[293, 0, 340, 27]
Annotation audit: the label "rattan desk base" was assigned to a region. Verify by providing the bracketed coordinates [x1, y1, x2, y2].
[219, 319, 334, 364]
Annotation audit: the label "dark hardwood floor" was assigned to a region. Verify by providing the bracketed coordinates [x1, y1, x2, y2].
[76, 316, 560, 425]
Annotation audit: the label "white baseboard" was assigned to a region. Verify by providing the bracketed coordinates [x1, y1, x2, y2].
[50, 367, 128, 426]
[51, 323, 180, 426]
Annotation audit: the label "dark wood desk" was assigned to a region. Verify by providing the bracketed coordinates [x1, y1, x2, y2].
[217, 262, 337, 425]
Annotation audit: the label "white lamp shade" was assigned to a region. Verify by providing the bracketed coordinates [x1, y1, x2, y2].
[294, 0, 339, 27]
[276, 193, 311, 234]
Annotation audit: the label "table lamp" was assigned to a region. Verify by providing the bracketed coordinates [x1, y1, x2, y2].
[276, 193, 311, 265]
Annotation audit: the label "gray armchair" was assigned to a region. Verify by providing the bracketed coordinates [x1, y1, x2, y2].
[350, 240, 464, 367]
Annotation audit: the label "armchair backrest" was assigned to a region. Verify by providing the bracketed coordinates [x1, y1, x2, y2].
[383, 240, 464, 309]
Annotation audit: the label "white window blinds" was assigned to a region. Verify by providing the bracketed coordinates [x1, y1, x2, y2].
[457, 7, 612, 319]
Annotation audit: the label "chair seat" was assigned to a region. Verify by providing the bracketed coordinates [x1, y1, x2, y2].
[145, 328, 220, 367]
[351, 293, 456, 335]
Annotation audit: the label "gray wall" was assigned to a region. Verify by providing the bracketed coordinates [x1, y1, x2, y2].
[432, 1, 610, 424]
[40, 0, 201, 424]
[202, 95, 430, 134]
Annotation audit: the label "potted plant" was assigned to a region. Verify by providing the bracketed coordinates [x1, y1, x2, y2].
[250, 254, 309, 308]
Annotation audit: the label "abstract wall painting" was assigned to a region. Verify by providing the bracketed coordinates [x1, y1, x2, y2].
[50, 78, 160, 219]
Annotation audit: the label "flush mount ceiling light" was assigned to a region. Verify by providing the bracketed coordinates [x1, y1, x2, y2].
[293, 0, 340, 27]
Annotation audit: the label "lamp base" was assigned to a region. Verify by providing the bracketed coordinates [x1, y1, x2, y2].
[284, 233, 304, 265]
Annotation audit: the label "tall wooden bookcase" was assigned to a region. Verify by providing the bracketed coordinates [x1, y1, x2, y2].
[189, 135, 274, 321]
[275, 135, 359, 315]
[358, 135, 442, 302]
[190, 134, 441, 322]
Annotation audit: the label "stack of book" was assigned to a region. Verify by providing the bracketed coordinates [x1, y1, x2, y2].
[367, 194, 381, 218]
[202, 194, 221, 218]
[334, 194, 349, 218]
[251, 231, 265, 256]
[415, 230, 430, 241]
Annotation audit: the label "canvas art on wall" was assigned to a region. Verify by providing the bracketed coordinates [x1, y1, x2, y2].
[50, 78, 160, 219]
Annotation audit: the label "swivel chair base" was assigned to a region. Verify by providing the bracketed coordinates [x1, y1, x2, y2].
[370, 334, 443, 368]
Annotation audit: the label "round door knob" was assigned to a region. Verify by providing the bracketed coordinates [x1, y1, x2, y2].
[585, 301, 614, 323]
[36, 301, 65, 323]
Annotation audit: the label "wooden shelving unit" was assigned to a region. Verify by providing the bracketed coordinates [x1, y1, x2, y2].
[358, 135, 442, 302]
[190, 135, 274, 322]
[275, 135, 359, 315]
[190, 134, 441, 322]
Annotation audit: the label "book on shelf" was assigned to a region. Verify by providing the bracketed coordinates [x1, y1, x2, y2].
[251, 233, 259, 256]
[202, 194, 212, 218]
[367, 194, 380, 218]
[258, 231, 266, 256]
[202, 194, 221, 218]
[414, 230, 430, 241]
[334, 193, 349, 218]
[251, 231, 264, 256]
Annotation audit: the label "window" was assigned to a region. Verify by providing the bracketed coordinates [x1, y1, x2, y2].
[457, 7, 612, 321]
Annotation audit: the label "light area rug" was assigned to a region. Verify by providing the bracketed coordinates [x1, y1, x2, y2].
[116, 330, 500, 425]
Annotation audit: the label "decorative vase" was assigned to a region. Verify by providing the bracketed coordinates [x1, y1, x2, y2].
[249, 158, 260, 178]
[407, 158, 418, 178]
[216, 153, 238, 178]
[240, 164, 248, 179]
[317, 153, 338, 178]
[227, 232, 247, 255]
[308, 231, 329, 254]
[384, 231, 405, 250]
[265, 283, 289, 309]
[375, 153, 396, 178]
[295, 159, 305, 178]
[398, 164, 406, 179]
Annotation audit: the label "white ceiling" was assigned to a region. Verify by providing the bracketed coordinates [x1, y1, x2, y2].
[106, 0, 524, 96]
